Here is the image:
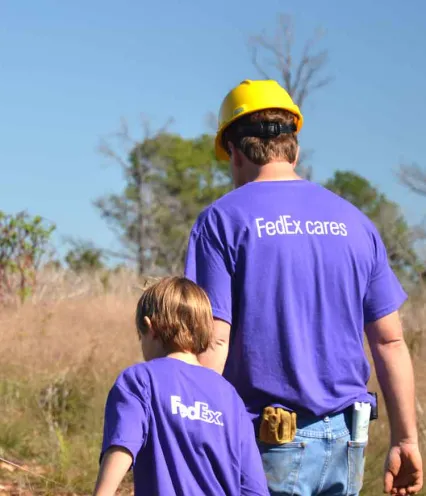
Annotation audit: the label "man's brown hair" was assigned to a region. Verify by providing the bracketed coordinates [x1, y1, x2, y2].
[222, 108, 299, 166]
[135, 276, 212, 355]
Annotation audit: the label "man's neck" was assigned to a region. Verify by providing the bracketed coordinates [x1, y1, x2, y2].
[251, 161, 302, 182]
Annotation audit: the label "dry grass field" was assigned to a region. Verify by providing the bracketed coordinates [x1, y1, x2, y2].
[0, 269, 425, 495]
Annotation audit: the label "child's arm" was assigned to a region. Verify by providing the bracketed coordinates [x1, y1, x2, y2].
[95, 372, 150, 496]
[93, 447, 132, 496]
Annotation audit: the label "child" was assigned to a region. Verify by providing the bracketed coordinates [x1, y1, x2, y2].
[93, 276, 268, 496]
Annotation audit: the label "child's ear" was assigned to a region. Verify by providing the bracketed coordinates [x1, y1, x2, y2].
[143, 317, 157, 339]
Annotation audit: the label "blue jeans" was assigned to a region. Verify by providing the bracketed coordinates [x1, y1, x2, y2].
[257, 411, 367, 496]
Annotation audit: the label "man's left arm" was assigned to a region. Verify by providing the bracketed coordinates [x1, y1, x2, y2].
[198, 318, 231, 374]
[184, 227, 233, 375]
[366, 312, 422, 495]
[363, 227, 422, 494]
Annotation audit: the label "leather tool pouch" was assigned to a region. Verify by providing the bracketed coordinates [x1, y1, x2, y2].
[259, 406, 297, 445]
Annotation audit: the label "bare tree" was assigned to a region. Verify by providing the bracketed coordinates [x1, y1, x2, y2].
[249, 14, 332, 178]
[95, 116, 173, 276]
[398, 162, 426, 196]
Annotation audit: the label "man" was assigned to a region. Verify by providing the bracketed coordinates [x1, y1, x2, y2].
[184, 79, 423, 496]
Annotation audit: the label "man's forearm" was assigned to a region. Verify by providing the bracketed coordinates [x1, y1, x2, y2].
[371, 339, 418, 445]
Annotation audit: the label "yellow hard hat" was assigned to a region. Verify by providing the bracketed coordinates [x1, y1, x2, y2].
[215, 79, 303, 161]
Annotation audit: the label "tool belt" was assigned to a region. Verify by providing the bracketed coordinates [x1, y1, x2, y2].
[258, 406, 297, 445]
[258, 392, 378, 446]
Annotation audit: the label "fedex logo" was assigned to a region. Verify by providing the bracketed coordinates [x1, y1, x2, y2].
[170, 395, 224, 426]
[255, 215, 303, 237]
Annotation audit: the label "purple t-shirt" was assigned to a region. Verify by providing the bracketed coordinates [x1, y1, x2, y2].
[184, 180, 407, 421]
[101, 357, 268, 496]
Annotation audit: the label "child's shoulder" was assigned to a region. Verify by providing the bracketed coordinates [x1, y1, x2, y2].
[146, 358, 242, 392]
[113, 362, 151, 395]
[118, 359, 245, 406]
[209, 370, 246, 404]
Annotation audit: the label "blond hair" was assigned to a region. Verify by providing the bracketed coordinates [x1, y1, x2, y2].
[222, 108, 298, 165]
[135, 277, 213, 354]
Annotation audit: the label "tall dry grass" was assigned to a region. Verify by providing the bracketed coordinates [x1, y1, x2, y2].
[0, 269, 146, 494]
[0, 269, 425, 494]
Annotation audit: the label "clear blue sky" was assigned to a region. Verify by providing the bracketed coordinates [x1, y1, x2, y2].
[1, 0, 425, 260]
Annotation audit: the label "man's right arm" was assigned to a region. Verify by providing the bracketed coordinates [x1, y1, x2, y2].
[198, 318, 231, 375]
[184, 220, 233, 375]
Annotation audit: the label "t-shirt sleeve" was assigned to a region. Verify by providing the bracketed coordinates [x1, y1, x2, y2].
[240, 406, 269, 495]
[184, 228, 233, 325]
[363, 228, 408, 324]
[101, 380, 149, 466]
